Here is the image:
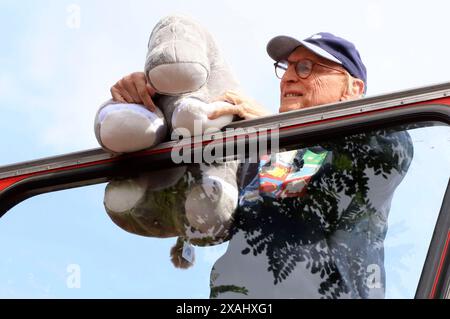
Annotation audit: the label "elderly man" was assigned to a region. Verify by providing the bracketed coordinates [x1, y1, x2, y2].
[111, 32, 413, 298]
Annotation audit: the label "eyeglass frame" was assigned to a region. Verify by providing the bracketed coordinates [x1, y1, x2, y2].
[274, 58, 348, 80]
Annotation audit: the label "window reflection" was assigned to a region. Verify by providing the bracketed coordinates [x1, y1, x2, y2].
[210, 123, 449, 299]
[0, 122, 449, 299]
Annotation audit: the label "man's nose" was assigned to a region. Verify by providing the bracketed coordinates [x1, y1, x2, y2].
[282, 64, 298, 83]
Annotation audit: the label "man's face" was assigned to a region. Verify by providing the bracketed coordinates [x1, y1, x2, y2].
[279, 46, 349, 113]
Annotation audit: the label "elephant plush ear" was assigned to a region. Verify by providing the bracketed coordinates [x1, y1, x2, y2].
[170, 237, 195, 269]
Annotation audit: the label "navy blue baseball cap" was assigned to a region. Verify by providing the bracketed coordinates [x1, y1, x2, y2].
[267, 32, 367, 91]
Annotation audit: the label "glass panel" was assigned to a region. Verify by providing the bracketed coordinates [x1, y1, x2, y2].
[0, 122, 449, 299]
[210, 123, 450, 299]
[384, 125, 450, 298]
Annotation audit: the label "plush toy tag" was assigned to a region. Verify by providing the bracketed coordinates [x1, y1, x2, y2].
[182, 241, 194, 263]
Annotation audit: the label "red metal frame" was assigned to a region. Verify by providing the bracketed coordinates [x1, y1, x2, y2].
[2, 96, 449, 193]
[430, 230, 450, 298]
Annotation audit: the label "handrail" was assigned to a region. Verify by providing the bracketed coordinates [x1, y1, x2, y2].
[2, 80, 450, 180]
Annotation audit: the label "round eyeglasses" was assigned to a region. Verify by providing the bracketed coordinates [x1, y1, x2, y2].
[274, 59, 347, 80]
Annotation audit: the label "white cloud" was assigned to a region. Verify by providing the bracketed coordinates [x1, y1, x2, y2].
[366, 1, 384, 31]
[18, 18, 148, 152]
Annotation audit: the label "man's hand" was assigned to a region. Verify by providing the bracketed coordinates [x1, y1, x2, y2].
[110, 72, 156, 111]
[208, 90, 272, 120]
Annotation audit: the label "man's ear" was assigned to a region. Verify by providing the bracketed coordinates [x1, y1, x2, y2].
[353, 78, 365, 97]
[342, 77, 365, 100]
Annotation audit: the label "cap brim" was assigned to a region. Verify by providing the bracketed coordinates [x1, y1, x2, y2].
[267, 35, 341, 65]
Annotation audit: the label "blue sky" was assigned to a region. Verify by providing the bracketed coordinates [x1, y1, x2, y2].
[0, 0, 450, 298]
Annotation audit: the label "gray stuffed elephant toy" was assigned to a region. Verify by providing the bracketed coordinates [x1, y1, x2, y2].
[94, 15, 241, 268]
